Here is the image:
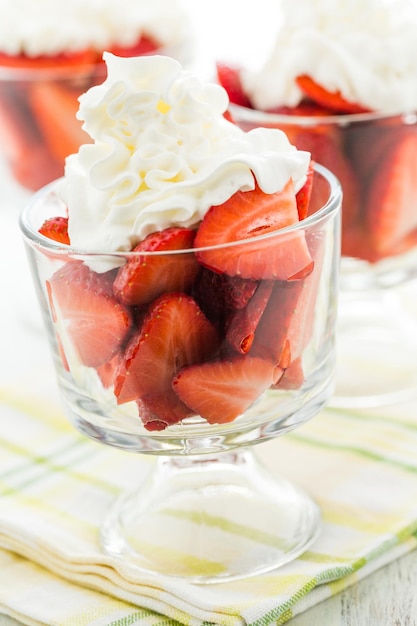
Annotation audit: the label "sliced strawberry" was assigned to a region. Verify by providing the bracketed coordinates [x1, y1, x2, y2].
[113, 227, 200, 306]
[285, 124, 360, 235]
[114, 293, 220, 420]
[47, 261, 132, 368]
[0, 49, 97, 69]
[195, 181, 313, 280]
[39, 216, 70, 245]
[296, 75, 371, 115]
[0, 84, 62, 189]
[29, 81, 92, 162]
[251, 230, 325, 367]
[216, 63, 252, 108]
[266, 100, 333, 116]
[173, 356, 282, 424]
[109, 35, 160, 58]
[137, 393, 193, 431]
[96, 353, 120, 389]
[226, 280, 274, 354]
[365, 130, 417, 256]
[192, 267, 259, 333]
[250, 279, 304, 365]
[274, 356, 305, 390]
[296, 160, 314, 220]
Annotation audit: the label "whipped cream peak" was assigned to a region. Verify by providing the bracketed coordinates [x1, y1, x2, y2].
[62, 54, 310, 253]
[242, 0, 417, 114]
[0, 0, 187, 57]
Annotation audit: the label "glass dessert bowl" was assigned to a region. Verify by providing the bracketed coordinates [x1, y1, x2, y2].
[20, 161, 341, 582]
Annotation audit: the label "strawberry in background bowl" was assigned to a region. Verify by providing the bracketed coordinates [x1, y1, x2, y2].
[0, 0, 191, 191]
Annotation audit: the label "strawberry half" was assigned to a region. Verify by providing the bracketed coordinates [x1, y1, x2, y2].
[296, 75, 371, 115]
[114, 293, 220, 427]
[173, 356, 283, 424]
[39, 216, 70, 245]
[47, 261, 132, 368]
[195, 181, 313, 280]
[216, 63, 252, 108]
[113, 227, 200, 306]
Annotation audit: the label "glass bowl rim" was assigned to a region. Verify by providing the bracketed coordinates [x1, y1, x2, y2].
[229, 102, 417, 126]
[19, 162, 342, 258]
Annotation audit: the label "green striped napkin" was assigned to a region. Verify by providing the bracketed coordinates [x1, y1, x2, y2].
[2, 386, 417, 626]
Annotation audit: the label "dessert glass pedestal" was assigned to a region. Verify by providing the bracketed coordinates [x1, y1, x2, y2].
[20, 163, 341, 583]
[232, 104, 417, 408]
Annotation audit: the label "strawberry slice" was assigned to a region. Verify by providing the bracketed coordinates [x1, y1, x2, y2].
[285, 124, 360, 235]
[114, 293, 220, 425]
[47, 261, 132, 368]
[0, 84, 62, 189]
[365, 130, 417, 255]
[296, 75, 371, 114]
[295, 160, 314, 220]
[29, 81, 92, 162]
[216, 63, 252, 108]
[39, 216, 70, 244]
[195, 181, 313, 280]
[173, 356, 283, 424]
[226, 280, 274, 354]
[274, 356, 305, 390]
[266, 101, 333, 116]
[251, 230, 325, 368]
[113, 227, 200, 306]
[192, 267, 259, 333]
[136, 394, 193, 431]
[0, 49, 97, 69]
[250, 279, 305, 365]
[109, 35, 160, 58]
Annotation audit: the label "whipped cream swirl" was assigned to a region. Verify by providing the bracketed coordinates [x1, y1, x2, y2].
[242, 0, 417, 114]
[0, 0, 187, 56]
[62, 54, 309, 253]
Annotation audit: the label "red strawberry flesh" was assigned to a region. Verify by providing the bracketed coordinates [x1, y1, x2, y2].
[47, 261, 132, 368]
[195, 180, 313, 280]
[113, 227, 199, 306]
[114, 293, 220, 411]
[173, 356, 283, 424]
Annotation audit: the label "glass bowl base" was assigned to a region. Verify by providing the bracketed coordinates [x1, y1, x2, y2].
[331, 285, 417, 408]
[100, 448, 321, 583]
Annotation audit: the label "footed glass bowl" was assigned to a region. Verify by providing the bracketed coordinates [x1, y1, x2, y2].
[20, 163, 341, 583]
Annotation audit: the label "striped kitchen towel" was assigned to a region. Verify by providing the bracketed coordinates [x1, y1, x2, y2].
[1, 385, 417, 626]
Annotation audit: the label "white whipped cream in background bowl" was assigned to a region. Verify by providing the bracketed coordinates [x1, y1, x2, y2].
[240, 0, 417, 115]
[0, 0, 191, 63]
